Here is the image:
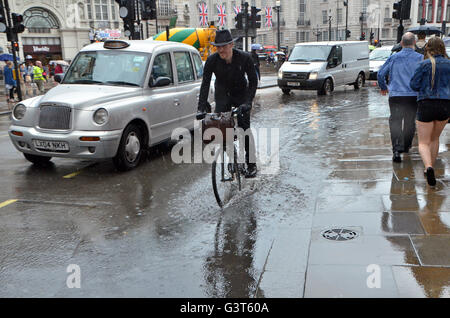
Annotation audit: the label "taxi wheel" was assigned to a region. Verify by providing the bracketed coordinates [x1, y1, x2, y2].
[113, 124, 143, 171]
[23, 153, 52, 165]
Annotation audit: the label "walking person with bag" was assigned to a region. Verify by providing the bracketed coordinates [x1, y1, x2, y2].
[410, 37, 450, 186]
[377, 32, 424, 163]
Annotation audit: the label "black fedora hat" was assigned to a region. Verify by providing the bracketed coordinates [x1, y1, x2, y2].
[211, 29, 236, 46]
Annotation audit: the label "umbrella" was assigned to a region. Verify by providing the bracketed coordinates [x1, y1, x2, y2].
[0, 53, 20, 62]
[251, 43, 263, 50]
[275, 51, 285, 55]
[407, 25, 443, 35]
[49, 60, 69, 66]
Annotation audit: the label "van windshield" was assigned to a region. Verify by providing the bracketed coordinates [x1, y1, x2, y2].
[63, 51, 151, 87]
[288, 46, 331, 62]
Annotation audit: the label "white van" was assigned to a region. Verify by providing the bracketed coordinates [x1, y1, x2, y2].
[278, 41, 370, 95]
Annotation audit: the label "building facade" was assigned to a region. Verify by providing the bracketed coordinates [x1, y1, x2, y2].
[1, 0, 123, 62]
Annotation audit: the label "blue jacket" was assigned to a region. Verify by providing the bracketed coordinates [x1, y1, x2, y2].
[3, 66, 16, 86]
[410, 55, 450, 101]
[377, 48, 423, 97]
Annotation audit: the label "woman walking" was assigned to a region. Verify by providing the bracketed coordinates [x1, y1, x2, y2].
[3, 61, 17, 103]
[410, 37, 450, 186]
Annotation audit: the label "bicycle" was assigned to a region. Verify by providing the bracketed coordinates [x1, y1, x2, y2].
[197, 107, 246, 207]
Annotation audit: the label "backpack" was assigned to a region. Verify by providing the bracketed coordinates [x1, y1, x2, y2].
[415, 44, 425, 55]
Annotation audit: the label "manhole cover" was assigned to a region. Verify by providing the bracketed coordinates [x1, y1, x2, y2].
[321, 228, 359, 241]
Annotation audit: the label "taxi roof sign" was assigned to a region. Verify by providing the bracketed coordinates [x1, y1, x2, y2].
[103, 40, 130, 49]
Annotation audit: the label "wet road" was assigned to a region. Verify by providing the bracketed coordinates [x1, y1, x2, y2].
[1, 84, 449, 297]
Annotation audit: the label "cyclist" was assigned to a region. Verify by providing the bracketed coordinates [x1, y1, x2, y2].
[198, 29, 258, 178]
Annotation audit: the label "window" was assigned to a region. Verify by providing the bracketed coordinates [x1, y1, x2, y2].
[382, 28, 389, 38]
[86, 0, 93, 19]
[427, 1, 433, 22]
[322, 31, 328, 41]
[447, 2, 450, 21]
[192, 53, 203, 79]
[151, 53, 173, 85]
[174, 52, 194, 83]
[329, 46, 342, 65]
[322, 10, 327, 24]
[159, 0, 170, 16]
[95, 0, 109, 20]
[437, 1, 442, 23]
[385, 7, 390, 19]
[111, 0, 116, 20]
[337, 8, 342, 24]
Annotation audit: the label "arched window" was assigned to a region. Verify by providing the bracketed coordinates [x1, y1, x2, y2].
[24, 7, 60, 33]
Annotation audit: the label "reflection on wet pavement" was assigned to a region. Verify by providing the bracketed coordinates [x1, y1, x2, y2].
[0, 85, 449, 297]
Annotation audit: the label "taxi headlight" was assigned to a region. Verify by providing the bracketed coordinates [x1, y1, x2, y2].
[278, 69, 283, 79]
[309, 72, 318, 80]
[93, 108, 109, 125]
[13, 104, 26, 120]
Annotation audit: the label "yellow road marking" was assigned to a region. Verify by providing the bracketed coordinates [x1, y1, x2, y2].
[0, 199, 18, 209]
[0, 134, 8, 138]
[63, 170, 83, 179]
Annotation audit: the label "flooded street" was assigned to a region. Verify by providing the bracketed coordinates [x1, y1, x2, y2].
[1, 85, 449, 297]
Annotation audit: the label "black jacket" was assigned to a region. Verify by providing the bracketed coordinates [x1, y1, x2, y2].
[198, 49, 258, 112]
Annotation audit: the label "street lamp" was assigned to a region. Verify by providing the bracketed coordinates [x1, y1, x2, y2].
[274, 0, 281, 51]
[328, 10, 332, 41]
[344, 0, 349, 40]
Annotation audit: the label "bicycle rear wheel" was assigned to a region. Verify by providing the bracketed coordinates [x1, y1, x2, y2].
[212, 145, 240, 207]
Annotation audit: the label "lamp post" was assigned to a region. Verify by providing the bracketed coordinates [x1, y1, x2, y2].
[313, 25, 322, 42]
[328, 11, 332, 41]
[275, 0, 281, 51]
[344, 0, 348, 40]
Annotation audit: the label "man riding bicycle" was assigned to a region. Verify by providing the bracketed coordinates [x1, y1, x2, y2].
[198, 29, 258, 178]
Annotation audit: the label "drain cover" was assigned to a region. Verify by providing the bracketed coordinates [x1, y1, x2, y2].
[321, 228, 359, 241]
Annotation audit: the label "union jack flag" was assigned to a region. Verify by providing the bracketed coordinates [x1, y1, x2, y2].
[233, 6, 241, 15]
[198, 2, 208, 27]
[217, 4, 227, 27]
[265, 7, 272, 27]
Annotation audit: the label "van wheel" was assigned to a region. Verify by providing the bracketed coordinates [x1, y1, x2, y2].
[318, 78, 333, 95]
[354, 73, 365, 89]
[113, 124, 144, 171]
[282, 88, 291, 95]
[23, 153, 52, 165]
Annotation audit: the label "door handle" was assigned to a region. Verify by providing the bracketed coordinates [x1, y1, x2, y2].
[174, 99, 180, 106]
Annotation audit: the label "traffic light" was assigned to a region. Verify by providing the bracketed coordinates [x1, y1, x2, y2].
[250, 6, 261, 29]
[12, 41, 19, 52]
[235, 12, 243, 30]
[12, 13, 25, 33]
[370, 32, 374, 42]
[346, 30, 351, 39]
[392, 1, 402, 20]
[0, 4, 7, 33]
[141, 0, 157, 20]
[117, 0, 136, 39]
[360, 32, 366, 41]
[400, 0, 411, 20]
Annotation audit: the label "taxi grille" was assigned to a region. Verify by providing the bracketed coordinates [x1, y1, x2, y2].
[39, 105, 72, 130]
[283, 72, 309, 80]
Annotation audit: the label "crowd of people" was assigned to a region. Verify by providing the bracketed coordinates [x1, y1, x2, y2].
[378, 32, 450, 187]
[3, 59, 64, 102]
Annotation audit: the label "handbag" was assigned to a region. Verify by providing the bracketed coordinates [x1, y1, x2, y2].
[201, 113, 235, 144]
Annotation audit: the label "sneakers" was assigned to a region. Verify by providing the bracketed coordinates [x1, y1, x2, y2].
[245, 163, 257, 178]
[426, 167, 436, 186]
[392, 151, 401, 163]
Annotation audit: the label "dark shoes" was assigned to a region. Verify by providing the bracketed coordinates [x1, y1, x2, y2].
[392, 151, 401, 163]
[245, 163, 257, 178]
[426, 167, 436, 186]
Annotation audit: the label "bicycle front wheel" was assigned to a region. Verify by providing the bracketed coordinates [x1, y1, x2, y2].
[212, 145, 240, 207]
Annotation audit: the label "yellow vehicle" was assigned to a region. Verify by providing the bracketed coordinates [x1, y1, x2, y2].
[152, 27, 217, 61]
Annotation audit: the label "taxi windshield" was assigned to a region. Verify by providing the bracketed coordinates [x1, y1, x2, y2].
[370, 49, 392, 61]
[63, 50, 150, 87]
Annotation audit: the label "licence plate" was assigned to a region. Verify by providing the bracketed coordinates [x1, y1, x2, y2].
[288, 82, 301, 86]
[33, 139, 69, 151]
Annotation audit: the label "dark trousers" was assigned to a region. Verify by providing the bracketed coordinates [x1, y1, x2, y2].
[388, 96, 418, 153]
[215, 92, 255, 164]
[8, 87, 16, 100]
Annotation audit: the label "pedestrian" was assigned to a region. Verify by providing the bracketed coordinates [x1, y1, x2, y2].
[27, 61, 34, 82]
[250, 48, 260, 81]
[33, 60, 46, 94]
[377, 32, 424, 163]
[197, 29, 258, 178]
[415, 31, 427, 55]
[410, 37, 450, 186]
[4, 61, 17, 102]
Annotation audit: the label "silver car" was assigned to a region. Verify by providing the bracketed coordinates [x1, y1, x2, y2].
[9, 39, 213, 171]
